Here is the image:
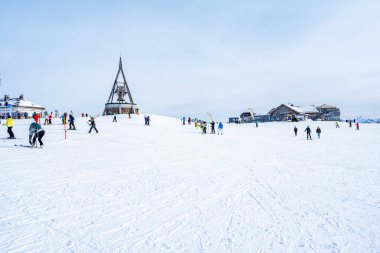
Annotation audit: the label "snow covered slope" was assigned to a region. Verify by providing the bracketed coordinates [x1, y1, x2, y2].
[1, 115, 379, 252]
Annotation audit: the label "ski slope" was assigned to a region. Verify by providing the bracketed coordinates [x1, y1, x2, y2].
[0, 115, 379, 252]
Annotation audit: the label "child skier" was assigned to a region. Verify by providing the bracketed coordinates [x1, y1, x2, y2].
[29, 121, 45, 147]
[294, 126, 298, 136]
[218, 122, 223, 135]
[316, 126, 322, 139]
[3, 116, 15, 139]
[88, 117, 98, 133]
[304, 126, 312, 140]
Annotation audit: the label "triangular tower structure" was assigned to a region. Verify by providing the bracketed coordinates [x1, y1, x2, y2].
[103, 57, 138, 115]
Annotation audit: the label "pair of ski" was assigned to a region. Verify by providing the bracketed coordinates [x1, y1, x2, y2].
[14, 144, 43, 148]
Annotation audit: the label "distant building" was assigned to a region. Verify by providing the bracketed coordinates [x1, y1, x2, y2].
[0, 94, 45, 119]
[316, 104, 340, 121]
[268, 103, 340, 121]
[240, 112, 254, 123]
[228, 117, 240, 123]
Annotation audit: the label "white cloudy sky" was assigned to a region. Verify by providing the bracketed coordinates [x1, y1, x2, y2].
[0, 0, 379, 120]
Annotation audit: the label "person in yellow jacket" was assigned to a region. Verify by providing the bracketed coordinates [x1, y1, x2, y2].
[3, 116, 15, 139]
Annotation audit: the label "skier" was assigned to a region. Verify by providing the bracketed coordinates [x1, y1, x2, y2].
[33, 112, 40, 123]
[88, 117, 98, 133]
[188, 117, 191, 125]
[218, 122, 223, 135]
[210, 121, 216, 134]
[43, 113, 49, 125]
[304, 126, 312, 140]
[335, 121, 340, 128]
[316, 126, 322, 139]
[3, 116, 15, 139]
[294, 126, 298, 136]
[356, 122, 360, 130]
[68, 114, 76, 130]
[29, 121, 45, 147]
[113, 115, 117, 122]
[202, 121, 207, 134]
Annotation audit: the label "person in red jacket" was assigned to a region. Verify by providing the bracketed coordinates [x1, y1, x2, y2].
[356, 122, 360, 130]
[32, 112, 40, 123]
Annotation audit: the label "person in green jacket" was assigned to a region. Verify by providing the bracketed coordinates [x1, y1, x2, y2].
[29, 122, 45, 147]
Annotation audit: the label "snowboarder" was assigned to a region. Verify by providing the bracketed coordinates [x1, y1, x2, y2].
[188, 117, 191, 125]
[88, 117, 98, 133]
[356, 122, 360, 130]
[68, 114, 76, 130]
[335, 121, 340, 128]
[3, 116, 15, 139]
[294, 126, 298, 136]
[304, 126, 312, 140]
[316, 126, 322, 139]
[113, 115, 117, 122]
[218, 122, 223, 135]
[29, 121, 45, 147]
[210, 121, 216, 134]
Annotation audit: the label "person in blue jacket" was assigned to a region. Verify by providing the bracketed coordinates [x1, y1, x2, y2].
[218, 122, 223, 135]
[29, 122, 45, 147]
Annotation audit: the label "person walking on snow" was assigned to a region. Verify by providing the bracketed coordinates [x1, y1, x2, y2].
[218, 122, 223, 135]
[68, 114, 76, 130]
[335, 121, 340, 128]
[43, 113, 49, 125]
[147, 116, 151, 126]
[113, 115, 117, 122]
[294, 126, 298, 136]
[304, 126, 312, 140]
[48, 112, 52, 125]
[316, 126, 322, 139]
[3, 116, 15, 139]
[356, 122, 360, 130]
[29, 122, 45, 147]
[188, 117, 191, 125]
[210, 121, 216, 134]
[88, 117, 98, 133]
[182, 117, 186, 125]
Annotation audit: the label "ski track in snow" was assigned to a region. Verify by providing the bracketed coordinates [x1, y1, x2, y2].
[0, 115, 379, 252]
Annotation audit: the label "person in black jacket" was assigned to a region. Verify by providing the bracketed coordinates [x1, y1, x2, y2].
[316, 127, 321, 139]
[69, 114, 76, 130]
[304, 126, 312, 140]
[88, 117, 98, 133]
[210, 121, 215, 134]
[294, 126, 298, 136]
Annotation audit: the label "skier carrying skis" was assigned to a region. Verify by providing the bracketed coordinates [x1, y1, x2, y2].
[3, 115, 15, 139]
[218, 122, 223, 135]
[304, 126, 312, 140]
[210, 121, 216, 134]
[88, 117, 98, 133]
[29, 122, 45, 147]
[68, 114, 76, 130]
[316, 126, 322, 139]
[294, 126, 298, 136]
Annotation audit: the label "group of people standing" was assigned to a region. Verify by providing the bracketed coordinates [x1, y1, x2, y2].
[185, 117, 224, 135]
[296, 126, 322, 140]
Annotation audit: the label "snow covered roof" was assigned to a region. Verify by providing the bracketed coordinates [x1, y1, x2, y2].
[317, 104, 337, 109]
[0, 97, 45, 109]
[269, 104, 319, 115]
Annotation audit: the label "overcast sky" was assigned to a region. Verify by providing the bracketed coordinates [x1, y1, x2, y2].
[1, 0, 379, 120]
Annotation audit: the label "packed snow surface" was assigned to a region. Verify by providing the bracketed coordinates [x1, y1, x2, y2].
[1, 115, 379, 252]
